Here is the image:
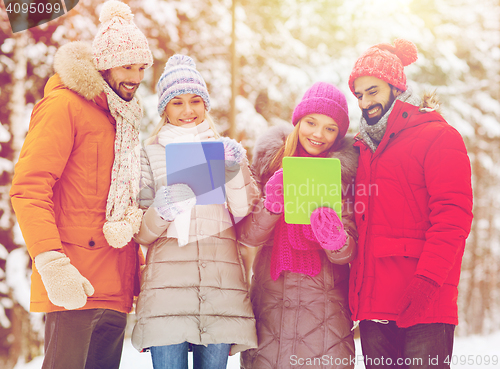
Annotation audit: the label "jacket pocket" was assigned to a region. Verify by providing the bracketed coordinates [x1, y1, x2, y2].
[396, 164, 424, 223]
[63, 241, 123, 297]
[373, 237, 425, 258]
[86, 141, 98, 196]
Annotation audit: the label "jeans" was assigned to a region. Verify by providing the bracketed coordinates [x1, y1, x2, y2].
[150, 342, 231, 369]
[359, 320, 455, 369]
[43, 309, 127, 369]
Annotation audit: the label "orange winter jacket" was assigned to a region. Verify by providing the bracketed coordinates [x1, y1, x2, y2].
[10, 42, 144, 314]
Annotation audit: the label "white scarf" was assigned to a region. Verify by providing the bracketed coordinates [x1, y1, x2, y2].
[157, 120, 215, 246]
[158, 120, 215, 145]
[102, 83, 143, 248]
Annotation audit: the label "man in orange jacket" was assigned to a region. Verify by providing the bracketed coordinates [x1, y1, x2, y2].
[10, 1, 152, 368]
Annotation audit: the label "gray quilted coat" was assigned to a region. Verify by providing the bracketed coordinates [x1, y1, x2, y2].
[131, 141, 259, 355]
[238, 124, 359, 368]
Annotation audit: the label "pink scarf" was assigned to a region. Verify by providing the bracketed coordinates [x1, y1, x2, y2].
[269, 143, 330, 280]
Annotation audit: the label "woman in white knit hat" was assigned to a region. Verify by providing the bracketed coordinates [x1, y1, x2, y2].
[131, 55, 258, 369]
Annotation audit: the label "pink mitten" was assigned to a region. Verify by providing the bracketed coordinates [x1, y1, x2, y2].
[264, 168, 284, 214]
[310, 207, 347, 250]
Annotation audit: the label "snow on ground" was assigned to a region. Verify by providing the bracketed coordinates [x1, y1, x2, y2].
[13, 330, 500, 369]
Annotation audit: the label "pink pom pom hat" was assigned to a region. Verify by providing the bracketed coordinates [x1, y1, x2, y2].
[348, 38, 418, 95]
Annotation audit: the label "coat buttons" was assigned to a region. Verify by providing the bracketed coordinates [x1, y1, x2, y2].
[284, 300, 291, 308]
[88, 240, 95, 247]
[402, 112, 408, 118]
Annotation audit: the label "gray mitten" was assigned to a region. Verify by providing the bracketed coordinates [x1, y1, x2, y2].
[220, 137, 246, 167]
[154, 183, 196, 221]
[34, 251, 94, 310]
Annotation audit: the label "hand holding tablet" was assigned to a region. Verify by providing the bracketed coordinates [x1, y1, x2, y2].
[282, 157, 342, 224]
[165, 141, 226, 205]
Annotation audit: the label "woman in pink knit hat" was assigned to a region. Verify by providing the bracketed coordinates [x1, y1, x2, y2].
[238, 82, 359, 368]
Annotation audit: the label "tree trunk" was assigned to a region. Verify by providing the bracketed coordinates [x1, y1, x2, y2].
[0, 31, 44, 369]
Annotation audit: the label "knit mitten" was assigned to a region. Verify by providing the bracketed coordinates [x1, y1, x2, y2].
[396, 275, 440, 328]
[154, 184, 196, 221]
[34, 251, 94, 310]
[264, 168, 284, 214]
[310, 207, 347, 250]
[103, 206, 143, 249]
[220, 137, 246, 167]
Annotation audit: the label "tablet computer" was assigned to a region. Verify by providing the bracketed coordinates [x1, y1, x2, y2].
[282, 156, 341, 224]
[165, 141, 226, 205]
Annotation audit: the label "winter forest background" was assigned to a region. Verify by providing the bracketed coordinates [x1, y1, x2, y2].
[0, 0, 499, 367]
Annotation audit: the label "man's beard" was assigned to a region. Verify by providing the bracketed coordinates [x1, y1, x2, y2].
[102, 70, 138, 102]
[363, 90, 398, 126]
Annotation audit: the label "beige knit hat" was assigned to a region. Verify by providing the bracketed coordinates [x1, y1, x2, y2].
[92, 0, 153, 71]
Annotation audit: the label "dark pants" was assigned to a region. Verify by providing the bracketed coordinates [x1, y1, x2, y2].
[359, 320, 455, 369]
[42, 309, 127, 369]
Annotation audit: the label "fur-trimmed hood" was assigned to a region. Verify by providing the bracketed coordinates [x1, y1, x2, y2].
[419, 91, 441, 114]
[251, 124, 359, 189]
[49, 41, 105, 101]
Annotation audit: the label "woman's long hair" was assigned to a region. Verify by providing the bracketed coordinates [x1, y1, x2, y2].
[265, 122, 300, 179]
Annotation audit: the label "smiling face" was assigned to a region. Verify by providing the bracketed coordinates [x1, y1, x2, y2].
[165, 93, 206, 127]
[297, 114, 339, 156]
[353, 76, 401, 125]
[102, 64, 146, 102]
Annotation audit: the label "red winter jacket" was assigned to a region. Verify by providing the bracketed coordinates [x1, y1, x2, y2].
[349, 97, 473, 325]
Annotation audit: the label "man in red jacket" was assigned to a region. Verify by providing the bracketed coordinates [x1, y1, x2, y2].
[348, 39, 473, 369]
[10, 1, 152, 368]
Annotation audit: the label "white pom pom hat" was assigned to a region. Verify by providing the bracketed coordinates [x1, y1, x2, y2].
[92, 0, 153, 71]
[157, 54, 211, 116]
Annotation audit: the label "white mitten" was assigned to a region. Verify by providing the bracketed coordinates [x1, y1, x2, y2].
[34, 251, 95, 310]
[154, 184, 196, 221]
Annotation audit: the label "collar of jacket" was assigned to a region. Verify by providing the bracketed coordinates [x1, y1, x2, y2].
[49, 41, 108, 110]
[354, 99, 445, 154]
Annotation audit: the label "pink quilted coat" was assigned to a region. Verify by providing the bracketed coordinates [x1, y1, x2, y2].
[238, 124, 359, 369]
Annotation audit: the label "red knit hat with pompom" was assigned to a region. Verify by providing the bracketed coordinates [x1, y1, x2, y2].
[348, 39, 418, 96]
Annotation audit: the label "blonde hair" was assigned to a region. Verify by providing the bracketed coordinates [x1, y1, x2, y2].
[145, 111, 220, 146]
[265, 122, 301, 178]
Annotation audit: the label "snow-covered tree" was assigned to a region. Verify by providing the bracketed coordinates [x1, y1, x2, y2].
[1, 0, 500, 366]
